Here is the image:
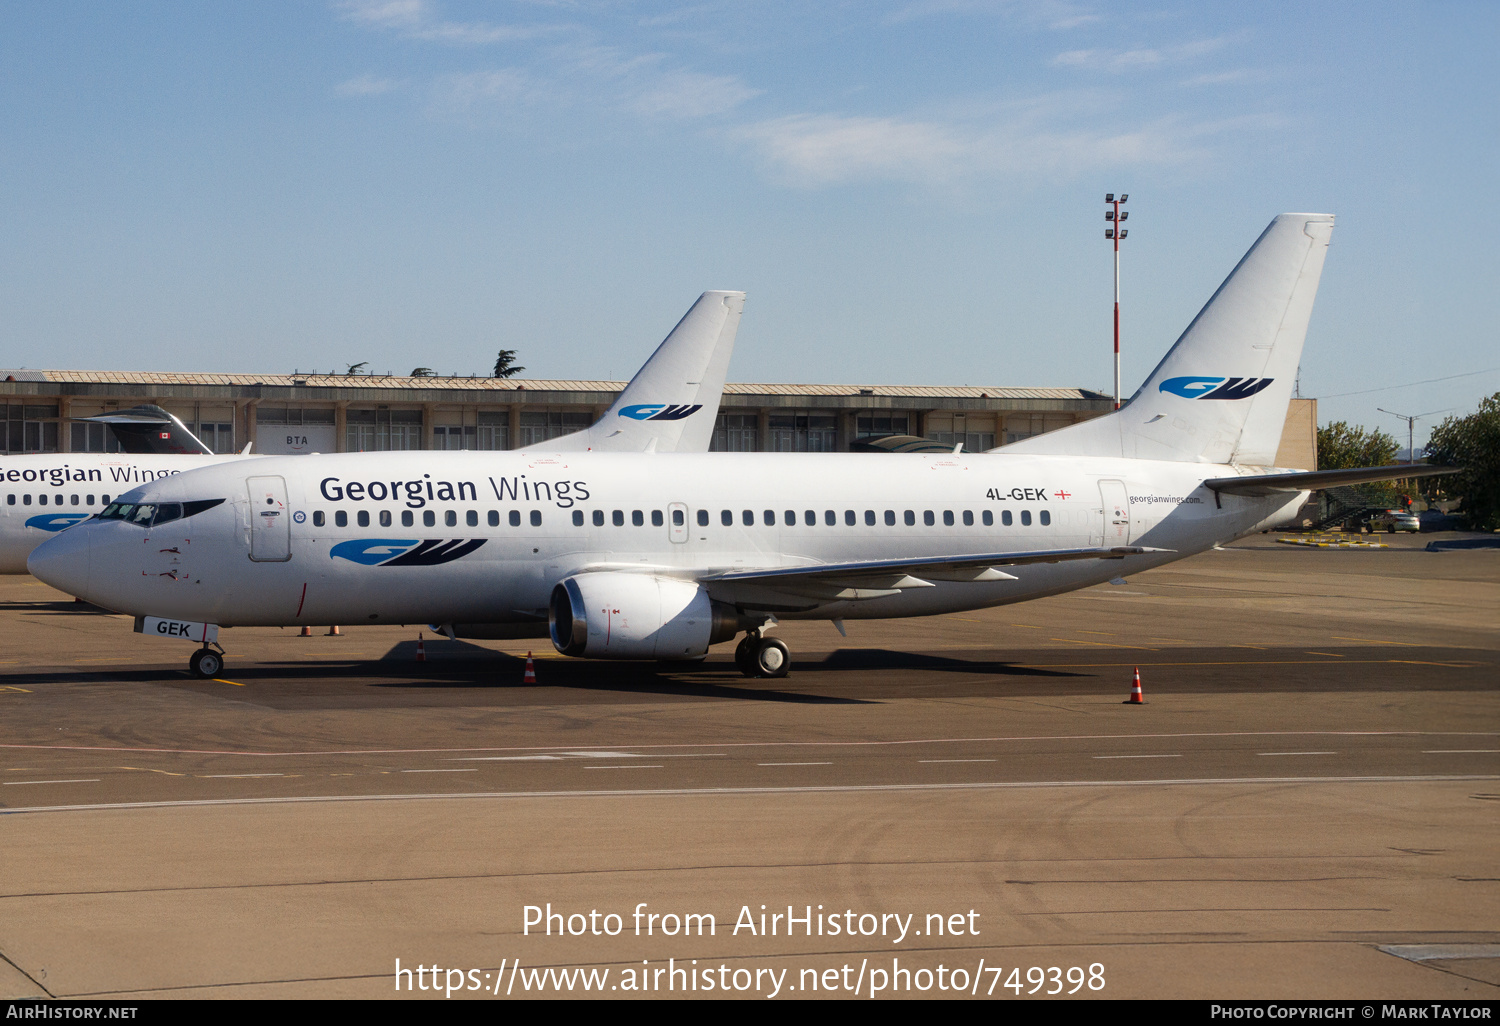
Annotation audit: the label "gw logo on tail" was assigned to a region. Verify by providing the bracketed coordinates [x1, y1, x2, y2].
[1159, 376, 1274, 400]
[619, 404, 702, 421]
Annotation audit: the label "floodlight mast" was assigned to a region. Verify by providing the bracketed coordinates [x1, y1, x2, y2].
[1104, 193, 1129, 409]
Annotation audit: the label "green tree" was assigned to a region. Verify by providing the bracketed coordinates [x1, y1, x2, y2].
[1317, 421, 1399, 470]
[493, 349, 525, 378]
[410, 367, 435, 377]
[1423, 392, 1500, 530]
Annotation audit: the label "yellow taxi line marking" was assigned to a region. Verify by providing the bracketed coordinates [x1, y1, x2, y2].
[1423, 750, 1500, 754]
[1306, 652, 1345, 658]
[3, 779, 100, 785]
[1332, 637, 1403, 645]
[1093, 754, 1181, 760]
[1051, 638, 1159, 650]
[213, 679, 244, 686]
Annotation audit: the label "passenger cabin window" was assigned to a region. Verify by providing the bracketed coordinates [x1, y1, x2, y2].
[983, 511, 993, 526]
[865, 510, 875, 526]
[573, 510, 584, 526]
[1040, 510, 1051, 526]
[673, 509, 685, 527]
[696, 509, 708, 527]
[1001, 510, 1013, 526]
[593, 510, 604, 526]
[335, 511, 348, 527]
[381, 511, 392, 527]
[467, 510, 478, 527]
[742, 510, 753, 526]
[445, 510, 457, 527]
[490, 510, 501, 527]
[403, 511, 415, 527]
[613, 510, 624, 527]
[1021, 510, 1032, 526]
[923, 511, 935, 526]
[313, 511, 325, 527]
[721, 510, 733, 527]
[530, 510, 541, 526]
[884, 510, 895, 526]
[763, 510, 774, 526]
[509, 511, 521, 527]
[962, 510, 973, 526]
[651, 510, 664, 527]
[904, 510, 915, 526]
[632, 510, 644, 527]
[423, 511, 435, 527]
[357, 511, 370, 527]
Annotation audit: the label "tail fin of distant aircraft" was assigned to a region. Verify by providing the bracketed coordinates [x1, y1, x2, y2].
[81, 405, 216, 456]
[994, 213, 1334, 466]
[550, 291, 745, 453]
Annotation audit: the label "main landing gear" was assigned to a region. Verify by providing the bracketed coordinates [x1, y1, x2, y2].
[734, 630, 790, 679]
[189, 645, 225, 679]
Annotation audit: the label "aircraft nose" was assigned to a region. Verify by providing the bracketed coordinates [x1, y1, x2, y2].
[27, 522, 92, 598]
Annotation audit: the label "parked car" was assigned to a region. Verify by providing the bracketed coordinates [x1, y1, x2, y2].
[1367, 509, 1420, 533]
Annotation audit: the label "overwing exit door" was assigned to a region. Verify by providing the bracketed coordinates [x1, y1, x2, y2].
[1098, 479, 1131, 545]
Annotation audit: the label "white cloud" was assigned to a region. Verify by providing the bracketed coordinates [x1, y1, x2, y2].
[734, 106, 1212, 189]
[1052, 36, 1231, 72]
[336, 74, 401, 96]
[338, 0, 426, 29]
[629, 70, 761, 119]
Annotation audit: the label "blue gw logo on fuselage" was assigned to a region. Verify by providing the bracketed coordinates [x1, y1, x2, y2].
[1160, 376, 1275, 400]
[330, 538, 486, 567]
[25, 513, 90, 532]
[619, 404, 703, 421]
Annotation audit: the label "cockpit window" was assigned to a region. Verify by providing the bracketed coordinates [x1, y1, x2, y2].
[97, 498, 225, 527]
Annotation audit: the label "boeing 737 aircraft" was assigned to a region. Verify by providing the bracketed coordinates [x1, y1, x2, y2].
[29, 215, 1453, 680]
[1, 291, 743, 573]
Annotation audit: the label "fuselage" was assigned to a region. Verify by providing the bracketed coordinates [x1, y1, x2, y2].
[28, 449, 1306, 631]
[0, 453, 244, 573]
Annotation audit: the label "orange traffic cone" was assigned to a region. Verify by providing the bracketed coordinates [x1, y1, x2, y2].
[416, 632, 426, 663]
[1125, 667, 1144, 704]
[326, 625, 341, 636]
[299, 626, 313, 637]
[523, 651, 536, 685]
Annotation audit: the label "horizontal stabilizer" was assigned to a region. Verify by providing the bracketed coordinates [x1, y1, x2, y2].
[1203, 464, 1460, 496]
[78, 404, 215, 455]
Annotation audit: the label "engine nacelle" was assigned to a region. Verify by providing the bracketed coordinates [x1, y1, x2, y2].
[550, 573, 741, 659]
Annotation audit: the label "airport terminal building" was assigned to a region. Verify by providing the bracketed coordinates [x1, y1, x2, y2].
[0, 369, 1317, 468]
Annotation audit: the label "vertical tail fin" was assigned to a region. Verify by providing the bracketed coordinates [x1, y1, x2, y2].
[552, 291, 744, 453]
[995, 213, 1334, 465]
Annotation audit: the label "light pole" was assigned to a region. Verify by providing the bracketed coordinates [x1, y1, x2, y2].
[1378, 406, 1452, 463]
[1105, 193, 1129, 409]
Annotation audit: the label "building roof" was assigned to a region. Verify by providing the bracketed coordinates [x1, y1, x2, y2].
[2, 368, 1107, 403]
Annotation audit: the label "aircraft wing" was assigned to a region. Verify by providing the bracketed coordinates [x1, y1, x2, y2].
[1202, 464, 1459, 497]
[695, 546, 1164, 609]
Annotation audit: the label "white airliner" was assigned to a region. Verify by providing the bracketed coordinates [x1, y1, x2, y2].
[28, 215, 1452, 680]
[0, 291, 743, 573]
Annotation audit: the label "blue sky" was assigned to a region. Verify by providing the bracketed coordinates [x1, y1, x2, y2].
[1, 1, 1495, 445]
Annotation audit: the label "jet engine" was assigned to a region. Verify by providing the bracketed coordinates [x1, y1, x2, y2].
[550, 573, 743, 659]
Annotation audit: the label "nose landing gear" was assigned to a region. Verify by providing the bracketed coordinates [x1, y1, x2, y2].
[189, 645, 225, 679]
[734, 630, 790, 679]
